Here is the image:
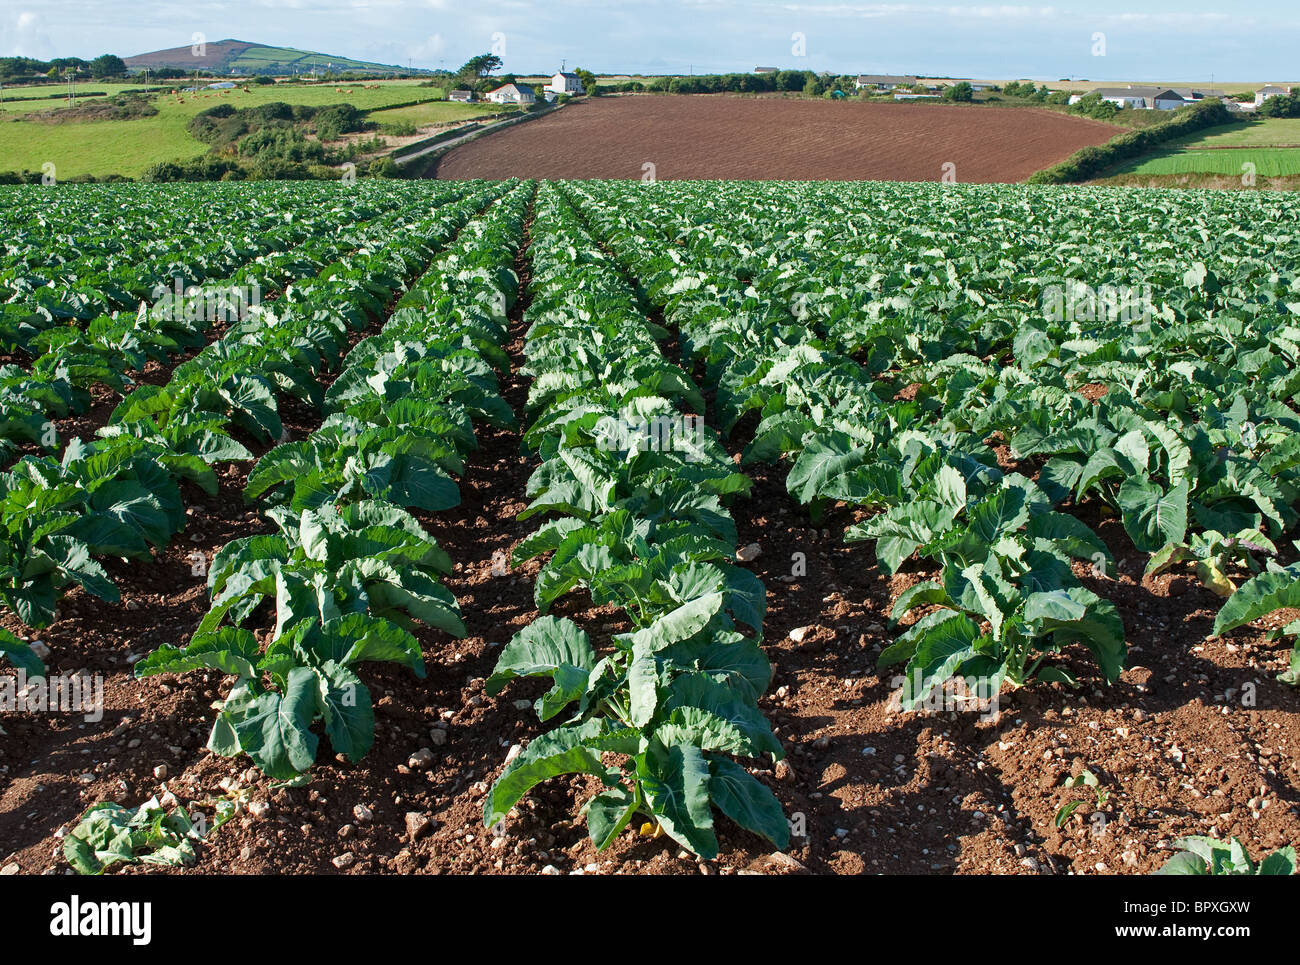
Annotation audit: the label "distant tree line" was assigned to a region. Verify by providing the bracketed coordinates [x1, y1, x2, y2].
[601, 71, 861, 97]
[0, 54, 129, 82]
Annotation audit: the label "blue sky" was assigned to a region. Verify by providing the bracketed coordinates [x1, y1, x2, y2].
[2, 0, 1296, 82]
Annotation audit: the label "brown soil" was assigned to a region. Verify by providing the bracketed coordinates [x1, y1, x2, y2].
[434, 96, 1120, 183]
[4, 401, 1297, 876]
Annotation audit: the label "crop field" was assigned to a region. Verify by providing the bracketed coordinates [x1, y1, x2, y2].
[1, 178, 1298, 878]
[434, 96, 1120, 182]
[1117, 147, 1300, 177]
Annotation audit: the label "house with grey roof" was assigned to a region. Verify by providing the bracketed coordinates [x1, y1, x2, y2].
[1067, 86, 1186, 110]
[855, 74, 918, 91]
[1256, 85, 1292, 106]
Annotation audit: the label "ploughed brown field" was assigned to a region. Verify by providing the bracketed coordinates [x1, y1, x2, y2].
[435, 95, 1119, 182]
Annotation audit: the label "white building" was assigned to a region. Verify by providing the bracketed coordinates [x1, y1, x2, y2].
[448, 89, 476, 103]
[486, 83, 536, 106]
[855, 74, 917, 91]
[1256, 85, 1291, 106]
[546, 71, 584, 95]
[1068, 86, 1186, 110]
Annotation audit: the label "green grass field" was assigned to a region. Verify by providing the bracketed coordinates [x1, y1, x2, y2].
[1, 96, 91, 113]
[1116, 146, 1300, 177]
[1162, 116, 1300, 148]
[0, 80, 449, 177]
[368, 101, 501, 127]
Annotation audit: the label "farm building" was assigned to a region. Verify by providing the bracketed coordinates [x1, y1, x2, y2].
[855, 74, 917, 91]
[546, 71, 584, 95]
[1068, 87, 1186, 110]
[1170, 88, 1226, 101]
[448, 89, 476, 103]
[487, 83, 536, 106]
[1256, 85, 1292, 105]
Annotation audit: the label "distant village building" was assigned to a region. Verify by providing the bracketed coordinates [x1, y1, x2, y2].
[855, 74, 917, 91]
[1256, 85, 1292, 106]
[448, 89, 476, 102]
[753, 67, 779, 74]
[546, 71, 584, 95]
[1067, 86, 1186, 110]
[486, 82, 536, 106]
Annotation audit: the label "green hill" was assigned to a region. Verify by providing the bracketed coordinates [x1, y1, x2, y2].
[124, 39, 422, 76]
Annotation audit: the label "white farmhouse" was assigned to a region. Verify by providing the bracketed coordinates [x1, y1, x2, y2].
[486, 83, 536, 106]
[1256, 85, 1292, 106]
[546, 71, 584, 95]
[1068, 86, 1186, 110]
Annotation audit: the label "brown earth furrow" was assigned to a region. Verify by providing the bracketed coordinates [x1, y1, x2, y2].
[435, 96, 1120, 183]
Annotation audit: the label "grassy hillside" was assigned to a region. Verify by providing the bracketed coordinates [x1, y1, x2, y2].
[0, 80, 451, 178]
[124, 39, 414, 76]
[1161, 116, 1300, 148]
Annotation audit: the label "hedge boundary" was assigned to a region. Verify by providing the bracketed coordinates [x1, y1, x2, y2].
[1026, 100, 1236, 184]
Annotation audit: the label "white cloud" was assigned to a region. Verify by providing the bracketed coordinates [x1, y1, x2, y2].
[408, 32, 448, 60]
[7, 10, 55, 58]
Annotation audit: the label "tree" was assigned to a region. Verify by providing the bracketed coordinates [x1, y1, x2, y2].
[942, 81, 973, 102]
[574, 68, 597, 96]
[776, 69, 805, 92]
[1259, 90, 1300, 118]
[90, 54, 127, 78]
[457, 54, 502, 85]
[1070, 91, 1118, 120]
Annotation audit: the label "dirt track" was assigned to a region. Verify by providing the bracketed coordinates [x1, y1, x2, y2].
[435, 95, 1119, 183]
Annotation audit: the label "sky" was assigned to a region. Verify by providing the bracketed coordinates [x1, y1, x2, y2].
[1, 0, 1296, 83]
